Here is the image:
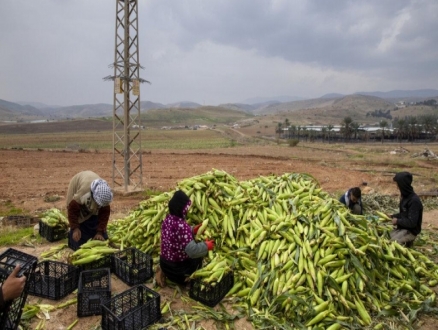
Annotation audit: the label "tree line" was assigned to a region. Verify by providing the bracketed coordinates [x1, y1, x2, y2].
[276, 114, 438, 143]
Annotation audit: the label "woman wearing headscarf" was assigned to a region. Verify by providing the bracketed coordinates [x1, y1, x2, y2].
[389, 171, 423, 246]
[66, 170, 113, 251]
[156, 190, 215, 287]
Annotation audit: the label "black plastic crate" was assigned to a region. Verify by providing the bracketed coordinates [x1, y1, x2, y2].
[0, 248, 38, 330]
[78, 254, 112, 273]
[28, 260, 80, 300]
[101, 284, 161, 330]
[39, 220, 68, 242]
[189, 271, 234, 307]
[77, 268, 111, 317]
[4, 215, 39, 227]
[112, 248, 153, 286]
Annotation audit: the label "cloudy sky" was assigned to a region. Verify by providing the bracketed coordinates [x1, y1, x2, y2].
[1, 0, 437, 106]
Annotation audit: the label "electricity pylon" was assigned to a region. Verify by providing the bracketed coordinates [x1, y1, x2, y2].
[104, 0, 148, 192]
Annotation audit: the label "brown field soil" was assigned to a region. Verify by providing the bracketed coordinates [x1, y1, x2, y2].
[1, 145, 438, 329]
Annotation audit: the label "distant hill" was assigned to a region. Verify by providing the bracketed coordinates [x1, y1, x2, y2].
[1, 88, 437, 123]
[355, 89, 438, 99]
[256, 94, 398, 126]
[16, 101, 61, 109]
[319, 93, 344, 99]
[242, 95, 304, 104]
[45, 103, 113, 118]
[218, 103, 257, 113]
[140, 101, 165, 111]
[219, 100, 281, 113]
[166, 101, 202, 109]
[0, 99, 45, 120]
[254, 97, 336, 115]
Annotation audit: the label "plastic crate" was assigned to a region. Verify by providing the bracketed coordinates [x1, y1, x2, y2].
[189, 271, 234, 307]
[39, 220, 68, 242]
[77, 268, 111, 317]
[101, 284, 161, 330]
[0, 248, 38, 330]
[28, 260, 80, 300]
[112, 248, 153, 286]
[4, 215, 39, 227]
[78, 254, 112, 272]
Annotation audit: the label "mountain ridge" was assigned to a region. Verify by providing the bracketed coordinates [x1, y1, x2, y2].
[1, 89, 437, 122]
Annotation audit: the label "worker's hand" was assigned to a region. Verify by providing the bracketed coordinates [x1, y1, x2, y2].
[2, 265, 26, 301]
[391, 218, 398, 225]
[205, 239, 215, 251]
[93, 232, 105, 241]
[72, 228, 81, 242]
[193, 224, 202, 235]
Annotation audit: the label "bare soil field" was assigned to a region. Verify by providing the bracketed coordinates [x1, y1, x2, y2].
[2, 143, 438, 329]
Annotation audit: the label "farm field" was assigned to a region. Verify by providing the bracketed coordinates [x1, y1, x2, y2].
[1, 127, 438, 329]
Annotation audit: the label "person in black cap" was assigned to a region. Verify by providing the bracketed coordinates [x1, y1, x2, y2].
[66, 171, 114, 250]
[156, 190, 214, 287]
[339, 187, 363, 215]
[388, 171, 423, 246]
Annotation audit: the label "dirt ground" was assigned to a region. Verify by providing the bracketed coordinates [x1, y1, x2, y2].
[1, 147, 438, 329]
[0, 147, 395, 217]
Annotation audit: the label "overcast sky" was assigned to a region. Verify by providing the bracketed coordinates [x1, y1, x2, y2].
[1, 0, 437, 106]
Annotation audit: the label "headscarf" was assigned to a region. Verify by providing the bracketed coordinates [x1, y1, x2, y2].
[168, 190, 191, 219]
[393, 172, 414, 197]
[90, 179, 113, 207]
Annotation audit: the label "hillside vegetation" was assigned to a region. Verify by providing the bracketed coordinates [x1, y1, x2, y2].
[140, 106, 253, 127]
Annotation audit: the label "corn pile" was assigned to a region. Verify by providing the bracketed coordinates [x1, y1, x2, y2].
[40, 208, 69, 229]
[108, 170, 438, 329]
[363, 192, 438, 213]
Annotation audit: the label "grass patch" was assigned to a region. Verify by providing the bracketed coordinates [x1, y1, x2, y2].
[0, 226, 37, 247]
[0, 200, 26, 216]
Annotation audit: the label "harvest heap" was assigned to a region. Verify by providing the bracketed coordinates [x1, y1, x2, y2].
[108, 170, 438, 329]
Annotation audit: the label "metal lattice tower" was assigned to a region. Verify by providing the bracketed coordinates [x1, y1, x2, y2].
[105, 0, 148, 192]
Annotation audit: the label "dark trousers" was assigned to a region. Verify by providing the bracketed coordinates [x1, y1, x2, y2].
[68, 215, 108, 251]
[160, 256, 203, 285]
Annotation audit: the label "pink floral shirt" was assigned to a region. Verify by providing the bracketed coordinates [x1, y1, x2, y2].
[160, 203, 193, 262]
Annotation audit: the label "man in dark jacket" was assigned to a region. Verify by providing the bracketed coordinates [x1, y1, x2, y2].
[339, 187, 363, 215]
[389, 172, 423, 245]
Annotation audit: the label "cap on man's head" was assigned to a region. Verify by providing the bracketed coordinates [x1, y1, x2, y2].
[91, 179, 113, 207]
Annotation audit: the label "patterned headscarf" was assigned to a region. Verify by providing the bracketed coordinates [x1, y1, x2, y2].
[90, 179, 113, 207]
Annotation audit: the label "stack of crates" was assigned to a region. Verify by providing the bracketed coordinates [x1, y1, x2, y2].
[0, 248, 38, 330]
[77, 268, 111, 317]
[28, 260, 80, 300]
[101, 284, 161, 329]
[112, 248, 153, 286]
